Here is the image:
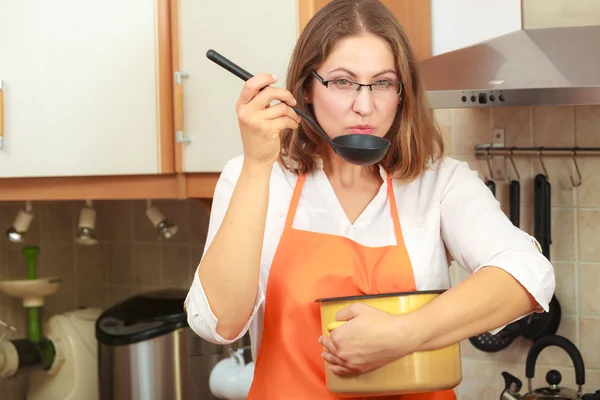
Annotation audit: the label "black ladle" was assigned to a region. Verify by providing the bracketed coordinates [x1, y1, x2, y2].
[206, 49, 391, 166]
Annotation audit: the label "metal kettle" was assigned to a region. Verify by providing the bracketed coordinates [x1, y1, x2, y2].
[500, 335, 600, 400]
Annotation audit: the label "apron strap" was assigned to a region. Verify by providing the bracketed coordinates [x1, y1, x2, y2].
[387, 175, 403, 243]
[285, 174, 306, 229]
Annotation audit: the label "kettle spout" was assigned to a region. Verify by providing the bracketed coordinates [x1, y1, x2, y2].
[501, 371, 523, 400]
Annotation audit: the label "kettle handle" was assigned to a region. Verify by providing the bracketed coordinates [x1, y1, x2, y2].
[525, 335, 585, 385]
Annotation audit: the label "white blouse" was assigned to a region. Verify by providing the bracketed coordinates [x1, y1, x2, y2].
[185, 155, 555, 361]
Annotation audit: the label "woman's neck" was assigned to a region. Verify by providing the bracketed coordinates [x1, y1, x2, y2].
[320, 148, 382, 189]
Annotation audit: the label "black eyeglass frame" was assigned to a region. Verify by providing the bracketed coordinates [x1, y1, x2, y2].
[311, 71, 403, 95]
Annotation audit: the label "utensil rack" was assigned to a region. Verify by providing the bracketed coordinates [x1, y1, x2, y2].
[474, 144, 600, 187]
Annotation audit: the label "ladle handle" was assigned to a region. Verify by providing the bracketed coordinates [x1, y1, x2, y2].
[206, 49, 253, 82]
[205, 49, 335, 148]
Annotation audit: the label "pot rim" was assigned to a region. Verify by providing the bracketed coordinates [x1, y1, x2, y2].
[314, 289, 446, 303]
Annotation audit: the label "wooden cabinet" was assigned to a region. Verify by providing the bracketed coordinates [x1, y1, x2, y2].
[173, 0, 299, 173]
[0, 0, 441, 199]
[0, 0, 174, 178]
[300, 0, 432, 60]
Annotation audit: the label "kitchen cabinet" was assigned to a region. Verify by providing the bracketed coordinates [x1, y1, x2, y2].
[0, 0, 174, 178]
[302, 0, 432, 61]
[173, 0, 299, 173]
[430, 0, 521, 55]
[523, 0, 600, 29]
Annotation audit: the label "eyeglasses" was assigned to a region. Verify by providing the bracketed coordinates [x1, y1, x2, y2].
[312, 71, 403, 99]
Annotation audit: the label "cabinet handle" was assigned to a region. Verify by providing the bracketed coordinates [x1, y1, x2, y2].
[174, 71, 191, 144]
[0, 79, 4, 149]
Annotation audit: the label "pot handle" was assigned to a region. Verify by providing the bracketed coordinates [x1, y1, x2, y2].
[327, 321, 345, 332]
[525, 335, 585, 387]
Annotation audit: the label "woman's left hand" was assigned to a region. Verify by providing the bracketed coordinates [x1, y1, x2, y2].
[319, 302, 424, 375]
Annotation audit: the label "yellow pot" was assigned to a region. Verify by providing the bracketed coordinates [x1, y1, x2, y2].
[316, 290, 462, 397]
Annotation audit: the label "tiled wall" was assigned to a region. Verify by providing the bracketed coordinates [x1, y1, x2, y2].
[0, 199, 209, 399]
[0, 106, 599, 399]
[436, 105, 600, 399]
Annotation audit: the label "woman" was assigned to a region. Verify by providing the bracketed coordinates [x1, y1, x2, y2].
[185, 0, 555, 399]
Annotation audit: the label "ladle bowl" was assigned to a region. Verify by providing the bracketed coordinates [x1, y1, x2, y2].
[206, 49, 391, 166]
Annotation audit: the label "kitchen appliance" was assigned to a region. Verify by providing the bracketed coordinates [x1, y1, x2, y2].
[419, 25, 600, 108]
[209, 348, 254, 400]
[27, 308, 102, 400]
[500, 334, 600, 399]
[96, 288, 219, 400]
[205, 49, 391, 166]
[0, 246, 101, 400]
[316, 290, 461, 396]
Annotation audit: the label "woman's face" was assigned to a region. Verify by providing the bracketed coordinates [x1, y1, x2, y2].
[309, 33, 401, 141]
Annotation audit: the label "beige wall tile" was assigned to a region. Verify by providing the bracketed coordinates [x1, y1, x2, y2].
[39, 202, 77, 246]
[533, 106, 575, 147]
[579, 263, 600, 316]
[550, 209, 576, 261]
[76, 285, 107, 310]
[532, 159, 576, 207]
[580, 317, 600, 369]
[75, 244, 108, 285]
[519, 207, 534, 236]
[455, 359, 498, 399]
[578, 209, 600, 261]
[492, 107, 532, 147]
[433, 108, 453, 153]
[106, 244, 133, 285]
[578, 159, 600, 207]
[161, 245, 193, 289]
[131, 244, 162, 287]
[41, 245, 76, 289]
[96, 201, 133, 243]
[553, 262, 576, 315]
[576, 106, 600, 146]
[452, 108, 491, 155]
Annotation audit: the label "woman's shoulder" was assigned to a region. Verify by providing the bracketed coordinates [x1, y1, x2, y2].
[219, 155, 299, 189]
[390, 156, 477, 188]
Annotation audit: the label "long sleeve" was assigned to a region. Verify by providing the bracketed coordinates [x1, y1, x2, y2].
[439, 161, 555, 315]
[184, 156, 265, 344]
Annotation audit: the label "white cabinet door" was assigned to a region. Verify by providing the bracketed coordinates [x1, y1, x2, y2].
[177, 0, 299, 172]
[0, 0, 163, 178]
[431, 0, 521, 56]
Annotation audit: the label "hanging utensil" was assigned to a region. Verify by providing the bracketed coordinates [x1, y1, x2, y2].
[206, 49, 391, 166]
[499, 335, 599, 400]
[509, 180, 520, 226]
[468, 320, 521, 352]
[527, 171, 561, 342]
[534, 173, 551, 259]
[485, 180, 496, 196]
[508, 149, 521, 227]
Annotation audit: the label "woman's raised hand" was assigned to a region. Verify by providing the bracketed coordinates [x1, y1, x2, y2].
[236, 73, 301, 167]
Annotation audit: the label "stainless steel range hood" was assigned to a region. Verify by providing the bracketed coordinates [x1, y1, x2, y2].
[420, 24, 600, 109]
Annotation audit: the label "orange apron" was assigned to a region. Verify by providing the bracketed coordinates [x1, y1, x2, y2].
[247, 173, 456, 400]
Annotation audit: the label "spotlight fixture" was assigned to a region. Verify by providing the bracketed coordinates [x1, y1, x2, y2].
[75, 200, 98, 245]
[145, 200, 178, 240]
[6, 201, 34, 243]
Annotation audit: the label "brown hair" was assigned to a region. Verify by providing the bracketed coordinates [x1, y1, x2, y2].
[279, 0, 444, 182]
